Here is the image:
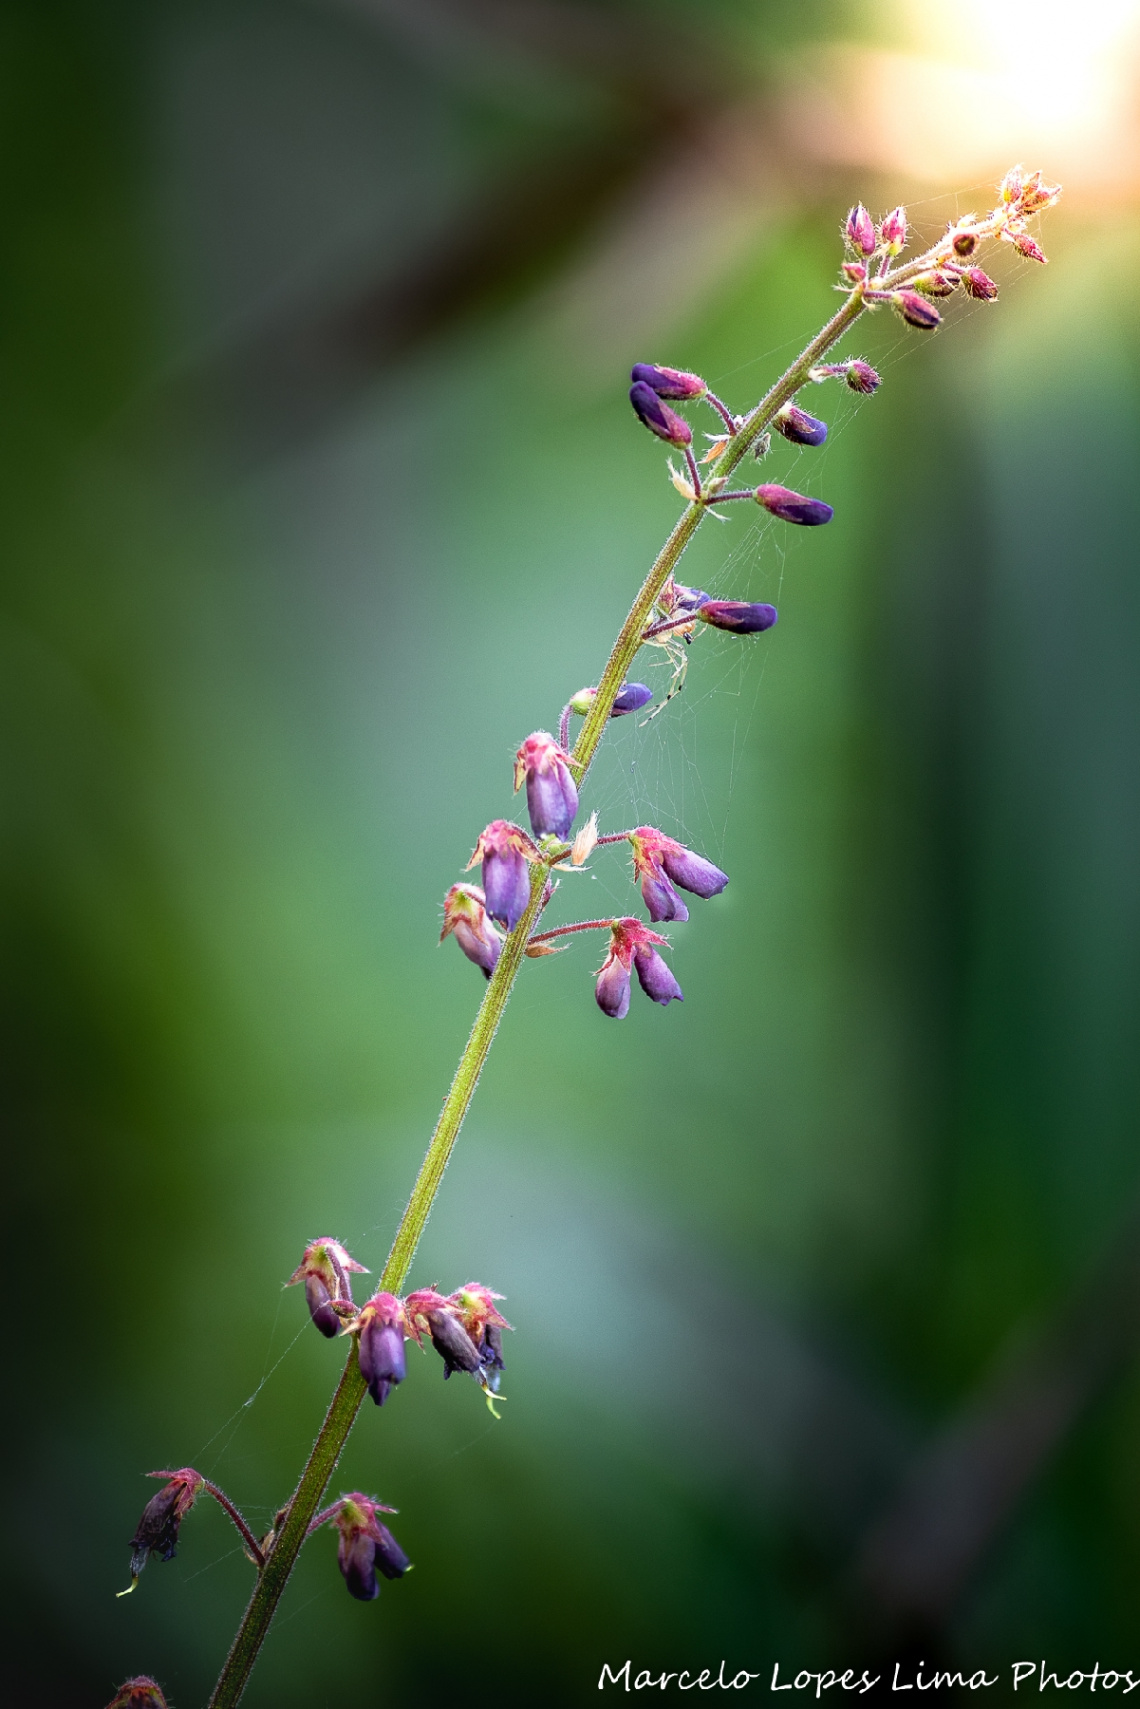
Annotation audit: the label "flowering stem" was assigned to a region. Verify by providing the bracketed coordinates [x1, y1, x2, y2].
[206, 226, 983, 1706]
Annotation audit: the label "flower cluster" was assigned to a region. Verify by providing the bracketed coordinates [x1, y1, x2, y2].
[322, 1495, 410, 1602]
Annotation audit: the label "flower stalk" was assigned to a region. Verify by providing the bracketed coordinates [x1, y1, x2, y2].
[180, 169, 1061, 1706]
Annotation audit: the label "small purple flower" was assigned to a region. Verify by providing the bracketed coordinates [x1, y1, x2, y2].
[630, 828, 728, 922]
[515, 732, 578, 841]
[698, 601, 778, 635]
[440, 883, 502, 979]
[594, 919, 681, 1018]
[630, 363, 707, 400]
[287, 1238, 369, 1338]
[845, 203, 877, 257]
[894, 291, 941, 330]
[330, 1496, 409, 1602]
[634, 945, 684, 1006]
[467, 819, 536, 932]
[629, 381, 692, 447]
[775, 404, 828, 446]
[357, 1291, 407, 1407]
[754, 484, 834, 526]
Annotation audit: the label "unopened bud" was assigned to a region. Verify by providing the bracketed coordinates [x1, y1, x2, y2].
[879, 206, 907, 254]
[699, 601, 778, 635]
[911, 270, 958, 298]
[952, 229, 978, 258]
[630, 363, 707, 400]
[960, 266, 998, 301]
[845, 204, 877, 257]
[514, 732, 578, 841]
[774, 404, 828, 447]
[754, 484, 834, 526]
[1011, 231, 1047, 264]
[467, 819, 537, 932]
[845, 359, 880, 394]
[894, 291, 941, 330]
[841, 261, 867, 285]
[629, 381, 692, 447]
[440, 883, 502, 979]
[1000, 164, 1024, 204]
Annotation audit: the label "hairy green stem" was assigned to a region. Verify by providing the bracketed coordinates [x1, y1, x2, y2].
[206, 226, 995, 1701]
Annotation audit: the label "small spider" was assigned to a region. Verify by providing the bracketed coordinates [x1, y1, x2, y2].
[639, 578, 710, 721]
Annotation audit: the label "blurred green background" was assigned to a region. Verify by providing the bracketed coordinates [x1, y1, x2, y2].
[5, 1, 1140, 1704]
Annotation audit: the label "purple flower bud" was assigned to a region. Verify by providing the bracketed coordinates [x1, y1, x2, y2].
[515, 732, 578, 841]
[698, 600, 778, 635]
[440, 883, 502, 979]
[641, 870, 688, 923]
[634, 946, 683, 1006]
[630, 363, 707, 400]
[357, 1291, 407, 1407]
[879, 206, 907, 253]
[960, 266, 998, 301]
[894, 291, 941, 330]
[595, 951, 631, 1018]
[672, 582, 710, 613]
[754, 484, 834, 526]
[468, 819, 535, 931]
[911, 270, 958, 297]
[128, 1469, 204, 1580]
[775, 404, 828, 447]
[612, 681, 654, 715]
[845, 360, 880, 394]
[629, 381, 692, 447]
[304, 1274, 342, 1339]
[659, 844, 729, 900]
[373, 1523, 412, 1581]
[952, 228, 978, 257]
[845, 203, 877, 257]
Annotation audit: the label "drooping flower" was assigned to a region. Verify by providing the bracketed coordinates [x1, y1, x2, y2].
[466, 820, 537, 932]
[630, 363, 707, 399]
[128, 1469, 205, 1583]
[595, 918, 682, 1017]
[754, 484, 834, 526]
[405, 1288, 486, 1378]
[106, 1679, 168, 1709]
[439, 883, 503, 979]
[356, 1291, 407, 1407]
[774, 403, 828, 446]
[629, 381, 692, 446]
[514, 732, 578, 841]
[287, 1238, 369, 1338]
[698, 601, 778, 635]
[845, 203, 877, 256]
[629, 828, 729, 923]
[449, 1284, 512, 1392]
[329, 1495, 409, 1601]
